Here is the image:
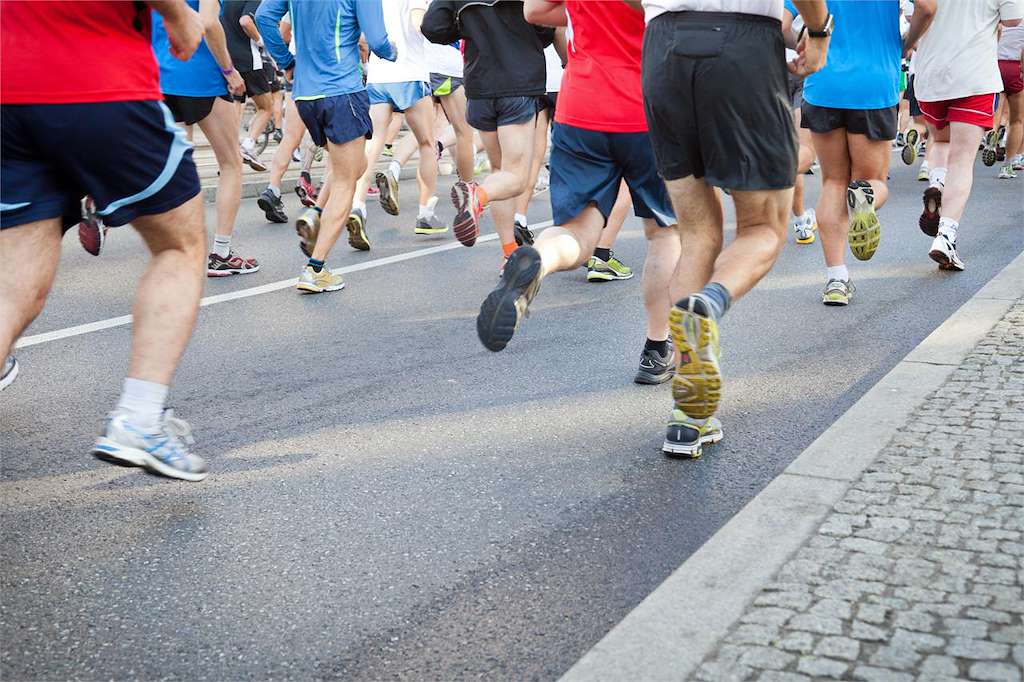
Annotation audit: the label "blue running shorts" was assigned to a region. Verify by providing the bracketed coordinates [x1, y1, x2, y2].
[549, 122, 676, 228]
[366, 81, 431, 112]
[295, 91, 373, 148]
[1, 100, 199, 231]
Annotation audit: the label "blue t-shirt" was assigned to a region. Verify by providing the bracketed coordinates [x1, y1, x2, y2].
[152, 1, 227, 98]
[785, 0, 901, 110]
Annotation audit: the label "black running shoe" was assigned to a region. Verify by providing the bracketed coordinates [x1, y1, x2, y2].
[919, 186, 942, 237]
[477, 246, 542, 352]
[257, 188, 288, 224]
[663, 410, 724, 459]
[634, 344, 674, 385]
[513, 220, 535, 246]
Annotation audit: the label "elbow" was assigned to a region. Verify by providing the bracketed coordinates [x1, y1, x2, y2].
[914, 0, 936, 18]
[240, 15, 256, 32]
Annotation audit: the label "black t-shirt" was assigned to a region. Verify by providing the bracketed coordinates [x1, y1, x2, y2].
[220, 0, 262, 72]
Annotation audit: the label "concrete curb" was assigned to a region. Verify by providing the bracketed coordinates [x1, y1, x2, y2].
[560, 251, 1024, 681]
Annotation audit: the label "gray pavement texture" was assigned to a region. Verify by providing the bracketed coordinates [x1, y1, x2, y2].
[1, 158, 1023, 680]
[696, 300, 1024, 682]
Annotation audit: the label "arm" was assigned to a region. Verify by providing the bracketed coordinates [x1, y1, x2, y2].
[279, 17, 292, 45]
[553, 26, 568, 64]
[421, 1, 460, 44]
[902, 0, 935, 57]
[788, 0, 830, 76]
[255, 0, 293, 72]
[147, 0, 204, 60]
[524, 0, 567, 27]
[781, 7, 798, 50]
[200, 0, 244, 95]
[356, 0, 397, 61]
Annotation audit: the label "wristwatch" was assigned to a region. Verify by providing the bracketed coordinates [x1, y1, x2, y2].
[805, 13, 834, 39]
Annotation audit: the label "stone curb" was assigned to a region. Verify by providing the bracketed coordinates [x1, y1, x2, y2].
[560, 251, 1024, 681]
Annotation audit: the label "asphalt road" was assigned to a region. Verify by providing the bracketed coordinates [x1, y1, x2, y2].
[2, 157, 1022, 680]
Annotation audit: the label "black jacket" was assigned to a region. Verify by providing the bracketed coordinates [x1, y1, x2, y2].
[421, 0, 554, 99]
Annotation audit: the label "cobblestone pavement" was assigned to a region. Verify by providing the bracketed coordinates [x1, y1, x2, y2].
[697, 300, 1024, 682]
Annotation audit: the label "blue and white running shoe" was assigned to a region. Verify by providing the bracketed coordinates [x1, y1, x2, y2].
[92, 409, 208, 482]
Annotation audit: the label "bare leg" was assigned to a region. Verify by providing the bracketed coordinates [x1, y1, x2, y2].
[847, 133, 891, 209]
[533, 205, 605, 274]
[939, 121, 986, 222]
[403, 96, 440, 207]
[197, 98, 243, 239]
[1004, 91, 1024, 162]
[0, 219, 63, 357]
[481, 120, 535, 248]
[245, 92, 274, 145]
[642, 219, 680, 341]
[664, 176, 725, 300]
[598, 181, 632, 250]
[127, 196, 206, 384]
[811, 129, 852, 269]
[514, 107, 551, 218]
[439, 87, 475, 181]
[268, 96, 306, 188]
[312, 136, 368, 261]
[353, 103, 395, 206]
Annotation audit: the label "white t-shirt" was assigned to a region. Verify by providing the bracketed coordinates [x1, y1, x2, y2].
[998, 25, 1024, 60]
[643, 0, 783, 23]
[544, 45, 563, 93]
[915, 0, 1024, 101]
[425, 41, 463, 78]
[368, 0, 429, 85]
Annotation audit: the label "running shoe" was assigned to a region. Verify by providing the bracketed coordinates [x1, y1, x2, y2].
[367, 185, 380, 196]
[793, 211, 817, 245]
[474, 152, 490, 176]
[375, 169, 400, 216]
[296, 208, 321, 258]
[901, 138, 918, 166]
[998, 164, 1017, 180]
[415, 214, 448, 235]
[822, 278, 855, 306]
[291, 148, 302, 164]
[929, 233, 965, 272]
[586, 254, 634, 282]
[346, 207, 370, 251]
[77, 196, 108, 256]
[917, 161, 930, 182]
[92, 408, 208, 482]
[477, 246, 543, 352]
[1012, 154, 1024, 171]
[1, 356, 18, 392]
[257, 188, 288, 223]
[272, 128, 283, 144]
[635, 344, 674, 385]
[207, 252, 260, 277]
[533, 165, 550, 194]
[981, 130, 998, 166]
[847, 180, 880, 261]
[513, 220, 535, 246]
[381, 144, 394, 158]
[669, 294, 722, 420]
[296, 264, 346, 293]
[241, 145, 267, 172]
[451, 180, 483, 247]
[893, 132, 905, 150]
[295, 174, 319, 208]
[662, 410, 723, 459]
[919, 186, 942, 237]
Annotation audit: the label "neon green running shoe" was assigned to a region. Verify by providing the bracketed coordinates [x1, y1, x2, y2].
[662, 409, 724, 459]
[586, 253, 634, 282]
[847, 180, 880, 261]
[822, 278, 855, 306]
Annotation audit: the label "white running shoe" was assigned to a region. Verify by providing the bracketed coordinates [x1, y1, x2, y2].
[93, 409, 208, 481]
[917, 161, 930, 182]
[929, 233, 965, 272]
[1, 356, 18, 392]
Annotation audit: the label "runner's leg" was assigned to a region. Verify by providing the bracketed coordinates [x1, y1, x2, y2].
[314, 135, 369, 261]
[0, 219, 63, 357]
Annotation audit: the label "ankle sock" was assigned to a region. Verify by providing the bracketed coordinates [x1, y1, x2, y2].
[514, 213, 528, 227]
[388, 160, 401, 179]
[827, 264, 850, 282]
[213, 235, 231, 258]
[938, 217, 958, 241]
[594, 247, 611, 262]
[645, 338, 669, 355]
[930, 166, 947, 189]
[308, 257, 325, 273]
[418, 203, 434, 219]
[699, 282, 732, 321]
[502, 241, 518, 258]
[116, 378, 168, 429]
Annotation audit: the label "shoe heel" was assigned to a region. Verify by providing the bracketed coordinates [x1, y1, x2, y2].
[668, 308, 721, 420]
[92, 439, 147, 467]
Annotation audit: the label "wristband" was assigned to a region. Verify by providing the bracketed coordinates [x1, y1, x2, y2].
[221, 66, 235, 76]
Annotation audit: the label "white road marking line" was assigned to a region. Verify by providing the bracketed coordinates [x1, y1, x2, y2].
[16, 221, 553, 350]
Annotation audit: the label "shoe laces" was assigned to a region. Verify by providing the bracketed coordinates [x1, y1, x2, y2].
[162, 409, 195, 447]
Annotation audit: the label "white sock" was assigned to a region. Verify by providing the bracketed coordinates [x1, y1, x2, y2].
[268, 185, 281, 197]
[353, 200, 366, 214]
[213, 234, 231, 258]
[418, 203, 433, 219]
[938, 217, 958, 241]
[388, 160, 401, 179]
[827, 264, 850, 282]
[514, 213, 528, 227]
[930, 166, 947, 189]
[116, 378, 168, 429]
[242, 137, 256, 151]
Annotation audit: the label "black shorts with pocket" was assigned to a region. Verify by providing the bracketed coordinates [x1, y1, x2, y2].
[466, 96, 539, 132]
[800, 102, 898, 141]
[642, 11, 797, 190]
[163, 94, 232, 126]
[241, 68, 272, 97]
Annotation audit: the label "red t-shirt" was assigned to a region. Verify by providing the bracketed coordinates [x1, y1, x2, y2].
[555, 0, 647, 133]
[0, 0, 162, 104]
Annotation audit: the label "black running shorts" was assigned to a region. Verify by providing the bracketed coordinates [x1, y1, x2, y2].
[163, 94, 232, 126]
[642, 11, 797, 191]
[904, 75, 922, 117]
[241, 68, 272, 97]
[801, 102, 898, 141]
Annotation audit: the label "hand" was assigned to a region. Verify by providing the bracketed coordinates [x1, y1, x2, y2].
[225, 68, 245, 97]
[358, 36, 369, 63]
[164, 4, 204, 61]
[285, 66, 294, 83]
[788, 34, 829, 77]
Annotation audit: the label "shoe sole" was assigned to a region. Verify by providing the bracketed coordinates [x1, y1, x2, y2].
[257, 196, 288, 223]
[586, 270, 633, 282]
[78, 222, 106, 256]
[901, 144, 917, 166]
[243, 157, 268, 173]
[847, 182, 880, 261]
[375, 172, 400, 216]
[296, 280, 346, 294]
[982, 148, 996, 166]
[296, 215, 319, 258]
[347, 214, 370, 251]
[795, 233, 816, 245]
[669, 306, 721, 420]
[662, 429, 723, 458]
[92, 439, 208, 482]
[905, 129, 919, 149]
[0, 359, 19, 392]
[919, 188, 941, 237]
[477, 248, 541, 352]
[451, 184, 479, 247]
[929, 248, 964, 272]
[415, 226, 449, 235]
[634, 369, 674, 385]
[822, 296, 850, 307]
[207, 265, 260, 277]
